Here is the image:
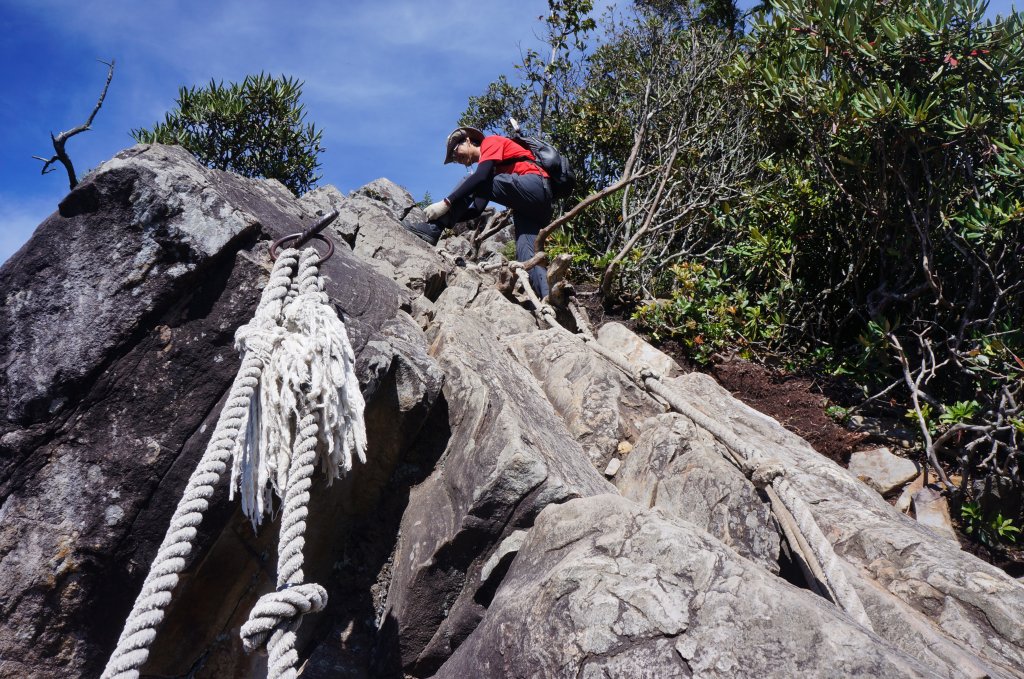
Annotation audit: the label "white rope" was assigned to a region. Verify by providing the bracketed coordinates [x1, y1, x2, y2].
[231, 248, 366, 526]
[103, 246, 366, 679]
[102, 250, 300, 679]
[235, 247, 366, 678]
[239, 408, 325, 677]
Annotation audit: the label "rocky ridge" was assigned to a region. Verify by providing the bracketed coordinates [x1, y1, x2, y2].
[1, 144, 1022, 678]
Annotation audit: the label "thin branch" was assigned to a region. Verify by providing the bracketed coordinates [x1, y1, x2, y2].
[887, 331, 954, 490]
[600, 146, 679, 297]
[36, 59, 115, 189]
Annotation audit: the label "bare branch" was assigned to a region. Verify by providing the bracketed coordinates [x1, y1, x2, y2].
[886, 330, 955, 490]
[36, 59, 115, 189]
[600, 146, 679, 297]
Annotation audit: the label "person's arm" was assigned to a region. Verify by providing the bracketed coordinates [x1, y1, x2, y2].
[446, 160, 495, 204]
[458, 195, 489, 221]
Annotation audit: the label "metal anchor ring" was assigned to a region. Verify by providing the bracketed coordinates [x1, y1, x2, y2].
[270, 210, 339, 264]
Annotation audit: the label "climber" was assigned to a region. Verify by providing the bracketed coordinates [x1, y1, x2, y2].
[405, 126, 552, 298]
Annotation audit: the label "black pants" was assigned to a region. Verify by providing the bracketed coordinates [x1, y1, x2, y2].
[441, 172, 552, 298]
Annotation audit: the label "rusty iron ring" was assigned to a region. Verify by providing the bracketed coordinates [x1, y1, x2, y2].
[270, 210, 339, 264]
[270, 232, 334, 265]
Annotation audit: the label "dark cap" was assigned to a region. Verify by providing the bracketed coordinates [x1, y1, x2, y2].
[444, 126, 484, 164]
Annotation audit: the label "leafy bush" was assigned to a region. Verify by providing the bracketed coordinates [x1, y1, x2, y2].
[132, 73, 323, 195]
[733, 0, 1024, 517]
[633, 261, 787, 361]
[467, 0, 1024, 521]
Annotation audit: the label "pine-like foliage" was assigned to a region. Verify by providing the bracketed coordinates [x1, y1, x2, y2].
[133, 73, 323, 195]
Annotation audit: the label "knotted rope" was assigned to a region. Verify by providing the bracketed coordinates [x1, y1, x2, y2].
[236, 247, 365, 677]
[510, 267, 873, 631]
[102, 245, 365, 679]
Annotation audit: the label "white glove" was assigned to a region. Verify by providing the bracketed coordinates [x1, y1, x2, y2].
[424, 200, 450, 222]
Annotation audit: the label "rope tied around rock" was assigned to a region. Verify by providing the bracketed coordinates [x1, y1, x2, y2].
[102, 234, 365, 679]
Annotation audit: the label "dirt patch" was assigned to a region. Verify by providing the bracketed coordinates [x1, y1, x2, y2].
[958, 536, 1024, 578]
[573, 290, 621, 331]
[710, 359, 868, 465]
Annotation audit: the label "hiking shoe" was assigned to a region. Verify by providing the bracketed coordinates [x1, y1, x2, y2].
[403, 221, 442, 246]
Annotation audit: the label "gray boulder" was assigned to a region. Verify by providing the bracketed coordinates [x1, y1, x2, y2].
[437, 494, 939, 679]
[350, 177, 417, 220]
[665, 371, 1024, 677]
[506, 327, 664, 466]
[299, 184, 359, 244]
[376, 286, 612, 676]
[598, 321, 682, 378]
[429, 269, 538, 339]
[0, 144, 440, 678]
[616, 412, 781, 573]
[300, 181, 453, 301]
[848, 446, 920, 496]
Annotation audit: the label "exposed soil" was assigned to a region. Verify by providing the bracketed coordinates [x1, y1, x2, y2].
[959, 536, 1024, 579]
[709, 359, 868, 465]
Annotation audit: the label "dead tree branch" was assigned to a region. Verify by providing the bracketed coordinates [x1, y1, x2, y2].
[600, 146, 679, 297]
[473, 210, 513, 257]
[887, 330, 955, 490]
[533, 80, 657, 255]
[34, 59, 115, 189]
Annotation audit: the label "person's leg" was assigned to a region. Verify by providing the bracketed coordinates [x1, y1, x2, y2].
[491, 174, 552, 298]
[487, 173, 547, 213]
[514, 225, 550, 299]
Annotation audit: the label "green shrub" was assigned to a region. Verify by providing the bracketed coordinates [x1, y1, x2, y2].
[731, 0, 1024, 517]
[467, 0, 1024, 520]
[961, 501, 1021, 548]
[133, 73, 323, 195]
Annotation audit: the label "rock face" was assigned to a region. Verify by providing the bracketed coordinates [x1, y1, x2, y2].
[597, 321, 682, 378]
[375, 285, 614, 676]
[506, 327, 661, 467]
[913, 486, 960, 542]
[299, 183, 453, 300]
[664, 372, 1024, 678]
[616, 412, 781, 573]
[438, 495, 936, 679]
[2, 143, 1023, 679]
[0, 145, 435, 678]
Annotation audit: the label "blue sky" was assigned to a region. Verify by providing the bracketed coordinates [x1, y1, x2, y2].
[0, 0, 613, 264]
[0, 0, 1019, 265]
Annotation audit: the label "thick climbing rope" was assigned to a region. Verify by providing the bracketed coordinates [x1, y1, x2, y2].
[102, 250, 300, 679]
[511, 266, 874, 631]
[237, 247, 365, 678]
[103, 236, 365, 679]
[231, 247, 366, 525]
[239, 407, 327, 677]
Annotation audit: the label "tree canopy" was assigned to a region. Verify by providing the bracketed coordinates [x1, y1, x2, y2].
[132, 73, 323, 195]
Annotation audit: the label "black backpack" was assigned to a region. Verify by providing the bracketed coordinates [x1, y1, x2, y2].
[508, 119, 576, 199]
